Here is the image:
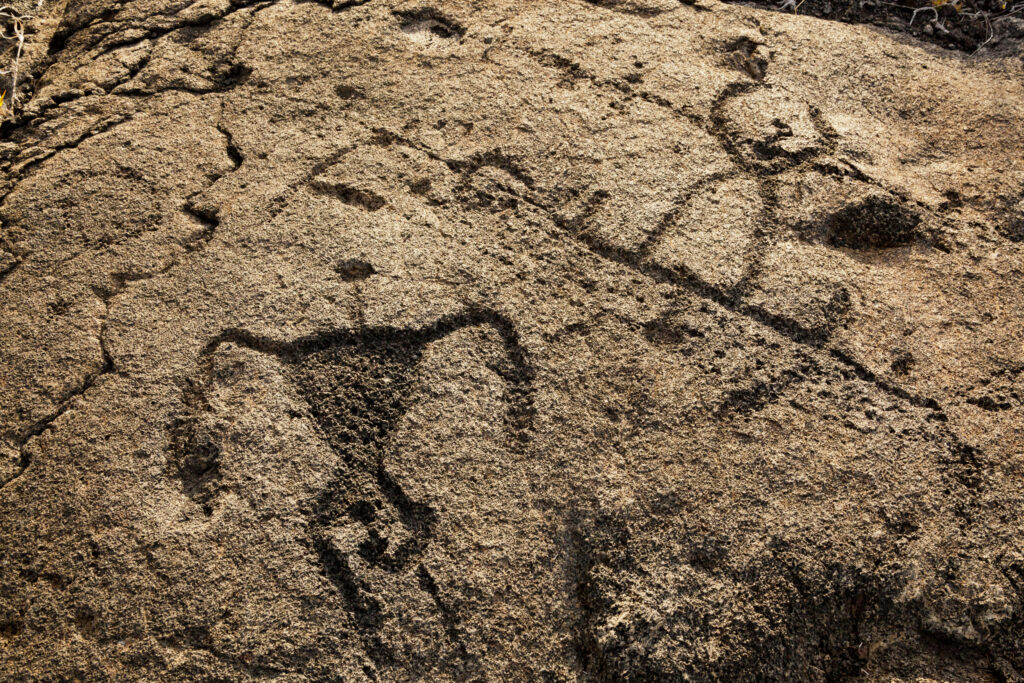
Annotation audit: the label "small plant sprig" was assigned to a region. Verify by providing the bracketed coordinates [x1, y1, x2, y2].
[777, 0, 1021, 53]
[0, 5, 35, 119]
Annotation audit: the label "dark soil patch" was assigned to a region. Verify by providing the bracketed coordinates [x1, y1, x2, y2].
[727, 0, 1022, 52]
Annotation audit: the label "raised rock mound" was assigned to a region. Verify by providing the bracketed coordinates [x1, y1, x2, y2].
[2, 0, 1024, 680]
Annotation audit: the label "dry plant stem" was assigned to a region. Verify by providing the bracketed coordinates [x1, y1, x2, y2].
[0, 6, 31, 117]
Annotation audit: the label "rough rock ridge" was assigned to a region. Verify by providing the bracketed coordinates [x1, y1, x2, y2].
[1, 0, 1023, 680]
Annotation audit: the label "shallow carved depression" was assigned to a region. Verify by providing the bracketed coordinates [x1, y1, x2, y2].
[822, 195, 922, 249]
[170, 310, 536, 673]
[395, 8, 466, 42]
[291, 336, 434, 649]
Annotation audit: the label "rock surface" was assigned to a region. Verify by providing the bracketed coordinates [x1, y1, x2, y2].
[1, 0, 1024, 680]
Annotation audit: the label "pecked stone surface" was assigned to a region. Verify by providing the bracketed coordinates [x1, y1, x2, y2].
[1, 0, 1023, 680]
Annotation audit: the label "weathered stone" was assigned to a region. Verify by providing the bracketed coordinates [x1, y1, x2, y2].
[1, 0, 1023, 679]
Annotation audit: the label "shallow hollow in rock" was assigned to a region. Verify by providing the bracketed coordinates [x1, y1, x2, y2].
[818, 195, 922, 249]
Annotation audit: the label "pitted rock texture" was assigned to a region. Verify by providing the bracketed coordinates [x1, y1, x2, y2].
[1, 0, 1024, 680]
